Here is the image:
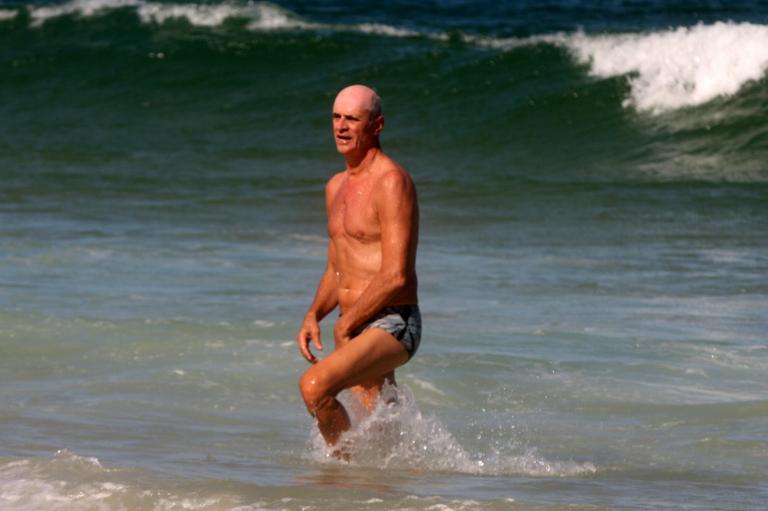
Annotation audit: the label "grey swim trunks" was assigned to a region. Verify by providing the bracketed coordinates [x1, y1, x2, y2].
[354, 304, 422, 358]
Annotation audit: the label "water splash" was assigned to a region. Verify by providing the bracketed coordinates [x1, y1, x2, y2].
[307, 383, 596, 477]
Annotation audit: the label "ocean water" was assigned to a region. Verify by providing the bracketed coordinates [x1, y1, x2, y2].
[1, 1, 768, 509]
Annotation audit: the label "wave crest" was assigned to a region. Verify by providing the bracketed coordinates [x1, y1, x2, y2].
[560, 22, 768, 113]
[29, 0, 141, 27]
[0, 9, 19, 21]
[17, 2, 768, 114]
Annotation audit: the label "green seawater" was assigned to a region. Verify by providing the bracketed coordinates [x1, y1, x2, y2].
[1, 1, 768, 509]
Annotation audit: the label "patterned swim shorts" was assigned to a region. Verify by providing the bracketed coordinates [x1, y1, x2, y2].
[353, 304, 422, 359]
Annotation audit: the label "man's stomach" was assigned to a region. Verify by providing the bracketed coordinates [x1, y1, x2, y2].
[337, 277, 418, 313]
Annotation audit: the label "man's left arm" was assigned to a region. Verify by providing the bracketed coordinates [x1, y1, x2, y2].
[333, 170, 417, 343]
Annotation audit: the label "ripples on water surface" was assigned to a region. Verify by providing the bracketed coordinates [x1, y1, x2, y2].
[1, 0, 767, 509]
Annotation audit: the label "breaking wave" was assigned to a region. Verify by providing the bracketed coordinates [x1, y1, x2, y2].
[23, 0, 414, 34]
[11, 1, 768, 114]
[559, 22, 768, 113]
[0, 8, 19, 20]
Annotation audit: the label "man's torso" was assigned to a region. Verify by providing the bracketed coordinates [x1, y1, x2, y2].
[326, 153, 418, 312]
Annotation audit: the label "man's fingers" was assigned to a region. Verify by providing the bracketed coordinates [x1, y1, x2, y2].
[304, 350, 317, 364]
[300, 340, 317, 364]
[296, 330, 317, 364]
[312, 330, 323, 351]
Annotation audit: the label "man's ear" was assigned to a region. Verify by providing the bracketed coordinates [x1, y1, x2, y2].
[371, 115, 384, 136]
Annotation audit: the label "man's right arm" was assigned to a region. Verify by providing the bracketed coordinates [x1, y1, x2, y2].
[296, 241, 338, 364]
[296, 174, 343, 364]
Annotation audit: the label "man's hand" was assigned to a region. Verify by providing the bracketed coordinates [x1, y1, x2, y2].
[296, 314, 323, 364]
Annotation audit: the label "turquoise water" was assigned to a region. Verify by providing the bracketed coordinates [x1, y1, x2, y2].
[1, 1, 768, 509]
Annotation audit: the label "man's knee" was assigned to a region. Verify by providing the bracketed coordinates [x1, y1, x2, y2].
[299, 368, 335, 414]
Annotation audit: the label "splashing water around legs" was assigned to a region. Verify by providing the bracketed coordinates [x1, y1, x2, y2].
[308, 383, 597, 477]
[303, 374, 401, 459]
[312, 396, 352, 452]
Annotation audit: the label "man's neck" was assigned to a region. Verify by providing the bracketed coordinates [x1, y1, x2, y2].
[345, 146, 380, 176]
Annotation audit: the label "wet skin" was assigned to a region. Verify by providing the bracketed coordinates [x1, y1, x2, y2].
[296, 85, 419, 448]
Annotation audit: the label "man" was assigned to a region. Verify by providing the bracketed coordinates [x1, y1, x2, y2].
[296, 84, 420, 450]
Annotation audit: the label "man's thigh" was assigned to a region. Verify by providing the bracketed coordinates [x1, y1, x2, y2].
[314, 327, 409, 396]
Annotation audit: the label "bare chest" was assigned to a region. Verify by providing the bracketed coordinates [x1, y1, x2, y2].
[328, 179, 380, 243]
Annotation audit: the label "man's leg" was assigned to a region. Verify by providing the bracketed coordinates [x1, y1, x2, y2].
[349, 369, 396, 412]
[299, 328, 409, 446]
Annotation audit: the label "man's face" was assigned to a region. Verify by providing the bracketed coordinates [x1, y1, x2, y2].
[332, 93, 380, 155]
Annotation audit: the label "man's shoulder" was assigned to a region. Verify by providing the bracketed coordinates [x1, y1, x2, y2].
[325, 171, 346, 195]
[369, 160, 416, 213]
[374, 156, 414, 192]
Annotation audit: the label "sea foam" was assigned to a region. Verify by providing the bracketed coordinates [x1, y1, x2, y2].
[28, 0, 141, 26]
[26, 0, 304, 28]
[20, 2, 768, 114]
[308, 383, 596, 477]
[137, 2, 253, 27]
[466, 22, 768, 113]
[0, 451, 274, 511]
[559, 22, 768, 113]
[0, 451, 121, 511]
[24, 0, 439, 39]
[0, 9, 18, 21]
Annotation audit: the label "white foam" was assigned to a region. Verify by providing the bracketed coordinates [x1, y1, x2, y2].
[21, 2, 767, 114]
[245, 2, 319, 31]
[559, 22, 768, 113]
[25, 0, 305, 29]
[52, 449, 105, 470]
[408, 376, 446, 396]
[462, 23, 768, 112]
[23, 0, 433, 39]
[459, 32, 535, 50]
[307, 383, 596, 477]
[0, 452, 276, 511]
[28, 0, 141, 27]
[0, 9, 18, 21]
[353, 22, 421, 38]
[0, 452, 122, 511]
[138, 2, 254, 28]
[246, 10, 422, 36]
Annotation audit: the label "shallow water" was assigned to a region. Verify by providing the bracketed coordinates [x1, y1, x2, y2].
[2, 1, 768, 509]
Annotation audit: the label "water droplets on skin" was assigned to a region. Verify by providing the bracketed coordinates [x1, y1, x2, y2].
[307, 383, 596, 477]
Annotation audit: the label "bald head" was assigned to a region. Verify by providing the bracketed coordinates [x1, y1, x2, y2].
[334, 84, 382, 120]
[332, 84, 384, 156]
